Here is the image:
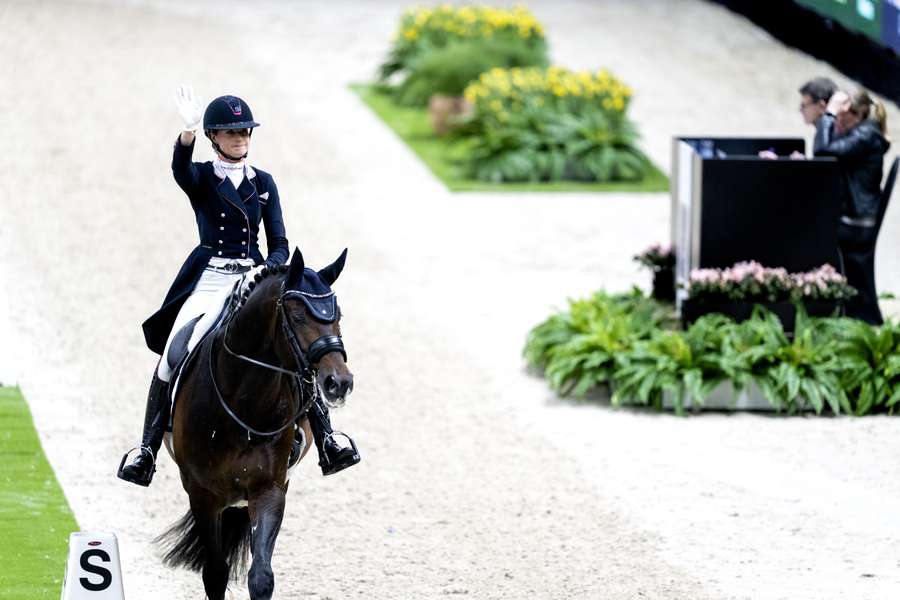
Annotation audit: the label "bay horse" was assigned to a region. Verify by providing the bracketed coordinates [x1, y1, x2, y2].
[157, 247, 352, 600]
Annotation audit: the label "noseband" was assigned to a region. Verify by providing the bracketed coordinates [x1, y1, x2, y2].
[209, 285, 347, 438]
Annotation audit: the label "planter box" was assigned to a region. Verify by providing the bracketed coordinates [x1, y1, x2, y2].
[651, 268, 676, 302]
[680, 299, 840, 331]
[662, 381, 810, 412]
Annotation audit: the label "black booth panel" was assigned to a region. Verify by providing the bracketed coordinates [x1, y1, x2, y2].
[680, 137, 805, 158]
[699, 159, 841, 272]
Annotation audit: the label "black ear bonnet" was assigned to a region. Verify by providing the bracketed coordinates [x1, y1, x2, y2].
[283, 268, 339, 323]
[282, 247, 346, 323]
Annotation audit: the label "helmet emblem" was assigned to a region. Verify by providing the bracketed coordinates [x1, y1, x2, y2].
[224, 96, 243, 116]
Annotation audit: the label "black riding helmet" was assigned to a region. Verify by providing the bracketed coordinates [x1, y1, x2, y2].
[203, 95, 260, 160]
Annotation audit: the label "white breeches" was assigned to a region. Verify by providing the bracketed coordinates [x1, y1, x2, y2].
[156, 257, 256, 382]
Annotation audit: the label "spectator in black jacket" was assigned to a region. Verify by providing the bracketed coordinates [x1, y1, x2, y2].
[814, 89, 890, 323]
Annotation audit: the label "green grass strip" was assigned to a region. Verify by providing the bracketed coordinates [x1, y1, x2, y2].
[351, 83, 669, 193]
[0, 386, 79, 599]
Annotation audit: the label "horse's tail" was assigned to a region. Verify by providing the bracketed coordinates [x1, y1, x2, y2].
[155, 507, 252, 576]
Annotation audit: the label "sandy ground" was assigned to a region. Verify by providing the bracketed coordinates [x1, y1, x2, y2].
[3, 1, 900, 598]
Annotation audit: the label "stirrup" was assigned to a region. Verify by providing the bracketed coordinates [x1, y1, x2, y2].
[116, 445, 157, 486]
[320, 431, 360, 476]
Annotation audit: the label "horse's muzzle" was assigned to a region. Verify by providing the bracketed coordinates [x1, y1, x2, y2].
[322, 372, 353, 405]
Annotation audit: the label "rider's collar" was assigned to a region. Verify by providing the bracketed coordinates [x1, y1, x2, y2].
[213, 157, 256, 181]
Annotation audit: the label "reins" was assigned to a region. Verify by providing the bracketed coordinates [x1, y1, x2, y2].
[207, 281, 346, 438]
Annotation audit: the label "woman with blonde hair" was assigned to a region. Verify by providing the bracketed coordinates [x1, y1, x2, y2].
[814, 88, 891, 323]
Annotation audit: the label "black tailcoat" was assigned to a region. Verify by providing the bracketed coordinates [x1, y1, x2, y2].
[141, 138, 290, 354]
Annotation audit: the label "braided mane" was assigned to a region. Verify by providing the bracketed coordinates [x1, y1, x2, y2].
[236, 264, 291, 309]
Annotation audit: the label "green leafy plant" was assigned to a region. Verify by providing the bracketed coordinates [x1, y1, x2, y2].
[712, 306, 847, 413]
[830, 318, 900, 414]
[525, 288, 900, 416]
[524, 290, 674, 397]
[612, 314, 731, 414]
[758, 308, 849, 414]
[393, 37, 547, 107]
[550, 109, 649, 182]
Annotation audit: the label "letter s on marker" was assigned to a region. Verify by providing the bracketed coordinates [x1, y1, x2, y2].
[79, 549, 112, 591]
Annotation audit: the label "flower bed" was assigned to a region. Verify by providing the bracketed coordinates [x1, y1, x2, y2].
[460, 66, 650, 183]
[524, 290, 900, 415]
[361, 4, 666, 190]
[379, 5, 548, 108]
[379, 5, 547, 85]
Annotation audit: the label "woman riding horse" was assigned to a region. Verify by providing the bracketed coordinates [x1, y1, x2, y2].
[117, 85, 360, 486]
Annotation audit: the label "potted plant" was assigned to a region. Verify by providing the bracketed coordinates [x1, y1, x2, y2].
[681, 262, 855, 331]
[634, 244, 675, 302]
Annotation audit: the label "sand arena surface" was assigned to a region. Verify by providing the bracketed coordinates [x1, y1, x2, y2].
[3, 1, 900, 598]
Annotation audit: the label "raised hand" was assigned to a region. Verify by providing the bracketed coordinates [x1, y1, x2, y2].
[175, 83, 202, 132]
[826, 90, 851, 117]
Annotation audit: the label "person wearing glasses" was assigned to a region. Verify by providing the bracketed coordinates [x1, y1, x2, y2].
[814, 88, 890, 323]
[759, 77, 839, 160]
[117, 86, 360, 487]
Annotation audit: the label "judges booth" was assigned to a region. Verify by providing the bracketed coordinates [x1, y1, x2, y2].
[671, 136, 842, 309]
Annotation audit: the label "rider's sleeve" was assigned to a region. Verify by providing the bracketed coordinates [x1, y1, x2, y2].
[262, 177, 290, 267]
[172, 136, 201, 195]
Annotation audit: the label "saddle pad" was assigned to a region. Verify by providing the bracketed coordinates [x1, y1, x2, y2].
[166, 315, 203, 376]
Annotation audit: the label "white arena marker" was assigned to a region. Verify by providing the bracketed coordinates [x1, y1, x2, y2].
[60, 532, 125, 600]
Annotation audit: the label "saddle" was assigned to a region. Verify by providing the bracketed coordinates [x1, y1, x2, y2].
[165, 280, 243, 431]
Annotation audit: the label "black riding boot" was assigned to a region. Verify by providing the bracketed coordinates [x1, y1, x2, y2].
[308, 399, 360, 476]
[117, 372, 170, 487]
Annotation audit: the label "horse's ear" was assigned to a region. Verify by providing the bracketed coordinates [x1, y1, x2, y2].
[285, 247, 305, 289]
[318, 248, 347, 286]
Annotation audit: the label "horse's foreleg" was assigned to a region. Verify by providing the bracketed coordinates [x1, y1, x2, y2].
[247, 486, 287, 600]
[188, 489, 230, 600]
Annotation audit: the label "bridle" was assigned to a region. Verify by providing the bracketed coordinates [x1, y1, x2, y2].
[208, 283, 347, 438]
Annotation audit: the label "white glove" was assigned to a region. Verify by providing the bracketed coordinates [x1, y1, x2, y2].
[174, 83, 202, 132]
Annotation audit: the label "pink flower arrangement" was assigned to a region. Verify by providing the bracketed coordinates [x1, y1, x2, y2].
[686, 261, 855, 302]
[634, 243, 675, 271]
